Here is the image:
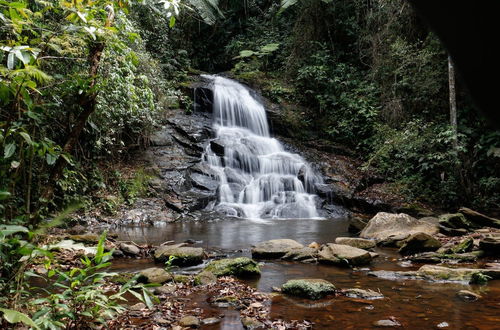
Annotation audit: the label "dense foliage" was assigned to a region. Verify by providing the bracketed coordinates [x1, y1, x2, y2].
[171, 0, 499, 211]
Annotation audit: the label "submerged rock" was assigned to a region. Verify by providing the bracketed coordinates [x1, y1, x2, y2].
[203, 257, 260, 277]
[281, 278, 335, 300]
[373, 319, 401, 327]
[251, 239, 304, 259]
[335, 237, 376, 250]
[138, 267, 172, 284]
[341, 288, 384, 300]
[360, 212, 439, 242]
[456, 290, 481, 301]
[318, 243, 372, 266]
[398, 232, 442, 256]
[154, 244, 204, 266]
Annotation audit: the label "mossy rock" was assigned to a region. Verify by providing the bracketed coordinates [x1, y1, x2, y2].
[452, 237, 474, 253]
[173, 274, 191, 284]
[194, 270, 217, 286]
[203, 257, 260, 278]
[281, 278, 335, 300]
[439, 213, 475, 230]
[154, 244, 204, 266]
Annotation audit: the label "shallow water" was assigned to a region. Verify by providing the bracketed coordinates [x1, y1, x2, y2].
[113, 219, 500, 329]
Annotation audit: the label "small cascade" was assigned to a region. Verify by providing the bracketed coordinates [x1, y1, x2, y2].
[202, 75, 322, 219]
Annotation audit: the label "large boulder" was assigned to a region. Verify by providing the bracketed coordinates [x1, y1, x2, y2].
[203, 257, 260, 277]
[459, 207, 500, 228]
[360, 212, 439, 242]
[398, 232, 442, 256]
[281, 278, 335, 300]
[335, 237, 376, 250]
[251, 239, 304, 259]
[154, 244, 204, 266]
[138, 267, 172, 284]
[318, 243, 372, 266]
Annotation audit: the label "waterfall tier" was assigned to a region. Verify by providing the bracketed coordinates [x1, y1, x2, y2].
[202, 75, 322, 219]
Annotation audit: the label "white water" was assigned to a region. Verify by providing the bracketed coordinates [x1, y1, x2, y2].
[202, 75, 322, 219]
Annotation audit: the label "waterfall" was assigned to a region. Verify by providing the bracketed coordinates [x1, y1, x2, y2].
[202, 75, 322, 219]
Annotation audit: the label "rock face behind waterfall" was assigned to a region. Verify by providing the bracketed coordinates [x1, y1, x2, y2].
[201, 75, 322, 219]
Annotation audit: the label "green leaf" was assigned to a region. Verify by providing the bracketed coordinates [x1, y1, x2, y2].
[0, 308, 40, 330]
[236, 50, 256, 59]
[19, 132, 32, 145]
[169, 15, 176, 28]
[0, 191, 11, 201]
[7, 52, 15, 69]
[0, 224, 28, 236]
[46, 153, 57, 165]
[4, 143, 15, 158]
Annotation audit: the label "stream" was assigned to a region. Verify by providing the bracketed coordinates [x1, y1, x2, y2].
[112, 218, 500, 329]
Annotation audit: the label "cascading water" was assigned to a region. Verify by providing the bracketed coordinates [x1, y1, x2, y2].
[202, 75, 322, 219]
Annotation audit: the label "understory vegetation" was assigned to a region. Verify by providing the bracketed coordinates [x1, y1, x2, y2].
[170, 0, 499, 211]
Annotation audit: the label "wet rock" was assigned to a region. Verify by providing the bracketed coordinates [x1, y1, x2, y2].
[173, 274, 191, 283]
[398, 232, 442, 256]
[154, 284, 177, 295]
[416, 265, 499, 283]
[203, 257, 260, 277]
[456, 290, 481, 301]
[335, 237, 376, 250]
[189, 172, 219, 191]
[194, 270, 217, 285]
[179, 315, 200, 328]
[281, 278, 335, 300]
[282, 247, 318, 262]
[409, 252, 479, 263]
[459, 207, 500, 228]
[154, 244, 204, 266]
[439, 213, 475, 231]
[341, 288, 384, 300]
[360, 212, 439, 242]
[347, 216, 369, 233]
[241, 316, 265, 329]
[373, 319, 401, 327]
[138, 267, 172, 284]
[130, 302, 146, 311]
[149, 129, 174, 146]
[318, 243, 372, 266]
[202, 317, 220, 325]
[368, 270, 418, 281]
[119, 243, 140, 256]
[251, 239, 304, 259]
[479, 237, 500, 256]
[210, 140, 226, 157]
[376, 234, 409, 247]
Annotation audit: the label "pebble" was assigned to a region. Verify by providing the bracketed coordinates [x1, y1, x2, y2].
[373, 319, 401, 327]
[437, 322, 449, 328]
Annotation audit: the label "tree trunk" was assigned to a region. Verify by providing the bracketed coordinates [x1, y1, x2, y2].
[448, 55, 458, 150]
[37, 7, 115, 219]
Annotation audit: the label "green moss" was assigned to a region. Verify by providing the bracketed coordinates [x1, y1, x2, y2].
[109, 272, 136, 285]
[452, 238, 474, 253]
[203, 257, 260, 278]
[281, 279, 335, 300]
[173, 274, 190, 284]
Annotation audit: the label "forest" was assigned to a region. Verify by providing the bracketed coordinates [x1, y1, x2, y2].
[1, 1, 499, 329]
